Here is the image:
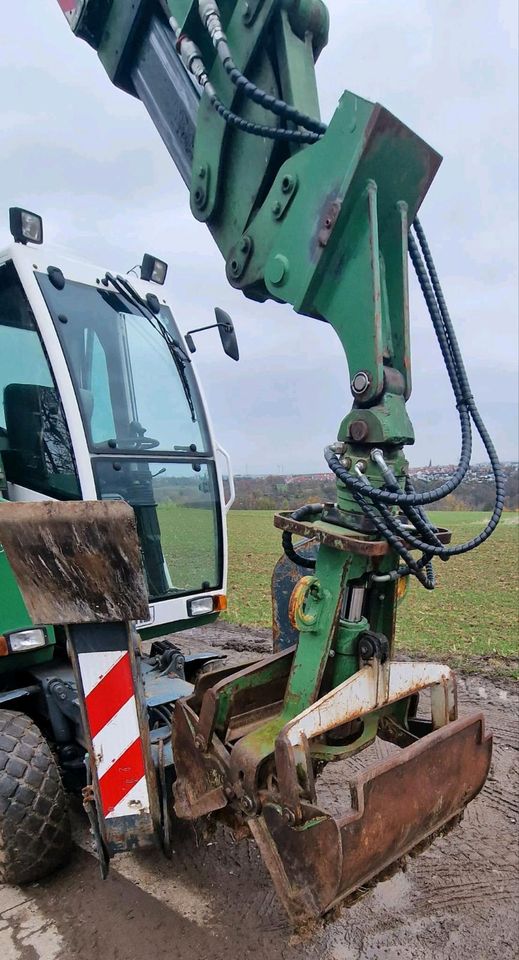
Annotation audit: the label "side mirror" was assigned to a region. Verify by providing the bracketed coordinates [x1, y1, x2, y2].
[184, 309, 240, 361]
[215, 308, 239, 362]
[185, 332, 197, 354]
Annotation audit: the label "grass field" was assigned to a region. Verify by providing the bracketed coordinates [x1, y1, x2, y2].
[224, 511, 519, 676]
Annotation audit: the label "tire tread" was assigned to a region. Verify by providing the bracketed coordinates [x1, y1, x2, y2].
[0, 709, 71, 885]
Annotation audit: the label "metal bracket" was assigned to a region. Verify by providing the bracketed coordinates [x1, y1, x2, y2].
[226, 234, 253, 283]
[275, 660, 458, 817]
[82, 783, 110, 880]
[192, 162, 211, 212]
[272, 174, 298, 221]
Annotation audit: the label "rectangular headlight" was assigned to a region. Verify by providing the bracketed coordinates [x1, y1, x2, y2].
[187, 597, 215, 617]
[8, 628, 47, 653]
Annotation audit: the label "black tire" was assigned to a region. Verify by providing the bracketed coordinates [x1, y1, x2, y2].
[0, 709, 71, 885]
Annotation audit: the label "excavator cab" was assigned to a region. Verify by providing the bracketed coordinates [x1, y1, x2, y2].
[0, 210, 235, 642]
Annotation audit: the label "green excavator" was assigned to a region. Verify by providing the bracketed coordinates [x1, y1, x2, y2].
[0, 0, 502, 925]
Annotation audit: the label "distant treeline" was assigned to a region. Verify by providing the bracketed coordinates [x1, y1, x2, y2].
[231, 466, 519, 512]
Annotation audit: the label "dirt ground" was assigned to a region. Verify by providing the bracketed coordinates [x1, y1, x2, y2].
[1, 624, 517, 960]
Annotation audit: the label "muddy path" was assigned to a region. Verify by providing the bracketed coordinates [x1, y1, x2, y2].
[1, 624, 517, 960]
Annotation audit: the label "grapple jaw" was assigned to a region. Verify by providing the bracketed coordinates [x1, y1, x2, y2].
[172, 656, 492, 924]
[251, 713, 491, 922]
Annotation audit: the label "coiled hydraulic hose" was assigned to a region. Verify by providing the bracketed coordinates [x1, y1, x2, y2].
[282, 504, 324, 570]
[324, 221, 504, 584]
[198, 0, 327, 136]
[207, 91, 321, 143]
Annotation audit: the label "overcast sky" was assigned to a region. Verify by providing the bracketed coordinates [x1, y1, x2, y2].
[0, 1, 517, 473]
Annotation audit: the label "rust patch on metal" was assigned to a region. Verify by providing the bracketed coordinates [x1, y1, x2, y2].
[252, 713, 492, 923]
[172, 701, 230, 821]
[273, 513, 451, 557]
[0, 500, 149, 624]
[274, 512, 390, 557]
[197, 649, 295, 748]
[318, 199, 342, 248]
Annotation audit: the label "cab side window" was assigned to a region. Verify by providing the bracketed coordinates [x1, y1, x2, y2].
[0, 261, 80, 499]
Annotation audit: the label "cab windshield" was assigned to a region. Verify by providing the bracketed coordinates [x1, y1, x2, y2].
[36, 272, 210, 455]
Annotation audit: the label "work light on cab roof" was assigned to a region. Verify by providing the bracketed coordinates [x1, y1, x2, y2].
[141, 252, 168, 284]
[9, 207, 43, 246]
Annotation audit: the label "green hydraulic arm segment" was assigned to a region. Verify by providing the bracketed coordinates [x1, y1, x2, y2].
[59, 0, 438, 453]
[55, 0, 495, 922]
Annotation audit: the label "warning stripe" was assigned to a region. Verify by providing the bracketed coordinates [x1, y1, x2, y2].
[107, 775, 149, 821]
[78, 649, 151, 820]
[79, 650, 126, 698]
[92, 696, 142, 781]
[85, 654, 134, 740]
[98, 739, 145, 817]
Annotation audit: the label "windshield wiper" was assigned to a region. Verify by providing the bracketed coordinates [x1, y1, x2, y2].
[104, 273, 197, 423]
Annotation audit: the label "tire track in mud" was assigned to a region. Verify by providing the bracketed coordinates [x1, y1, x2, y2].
[1, 625, 517, 960]
[181, 626, 519, 958]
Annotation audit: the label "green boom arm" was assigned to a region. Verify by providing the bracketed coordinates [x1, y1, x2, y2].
[57, 0, 439, 456]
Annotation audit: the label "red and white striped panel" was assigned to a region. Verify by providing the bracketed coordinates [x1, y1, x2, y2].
[56, 0, 83, 28]
[79, 650, 150, 820]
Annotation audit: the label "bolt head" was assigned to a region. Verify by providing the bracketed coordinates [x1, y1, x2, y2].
[269, 254, 289, 286]
[350, 420, 369, 443]
[241, 795, 255, 814]
[359, 637, 375, 660]
[351, 371, 370, 396]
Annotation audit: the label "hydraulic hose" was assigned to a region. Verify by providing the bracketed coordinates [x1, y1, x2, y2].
[207, 88, 321, 143]
[324, 220, 504, 584]
[198, 0, 327, 136]
[282, 504, 324, 569]
[167, 22, 320, 144]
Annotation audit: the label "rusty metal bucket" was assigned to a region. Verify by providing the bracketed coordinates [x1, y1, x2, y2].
[250, 712, 492, 923]
[171, 652, 492, 925]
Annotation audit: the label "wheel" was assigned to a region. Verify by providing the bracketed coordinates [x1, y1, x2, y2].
[0, 709, 71, 884]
